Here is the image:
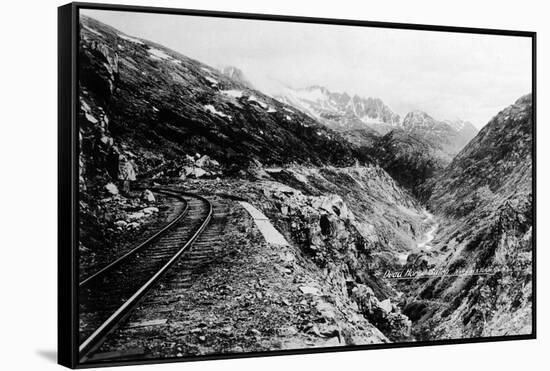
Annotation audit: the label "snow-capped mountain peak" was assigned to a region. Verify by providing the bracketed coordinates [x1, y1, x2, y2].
[400, 110, 478, 156]
[274, 85, 401, 133]
[442, 118, 478, 134]
[402, 110, 440, 130]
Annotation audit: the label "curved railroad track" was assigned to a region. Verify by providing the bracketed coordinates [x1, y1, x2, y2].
[78, 188, 213, 361]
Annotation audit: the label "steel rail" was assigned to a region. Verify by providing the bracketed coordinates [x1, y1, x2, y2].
[79, 190, 189, 287]
[78, 191, 213, 361]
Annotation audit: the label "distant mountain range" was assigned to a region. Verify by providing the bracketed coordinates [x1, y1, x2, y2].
[402, 111, 478, 157]
[275, 85, 478, 158]
[274, 85, 401, 134]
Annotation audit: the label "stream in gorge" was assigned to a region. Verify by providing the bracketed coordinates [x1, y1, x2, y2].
[398, 212, 439, 265]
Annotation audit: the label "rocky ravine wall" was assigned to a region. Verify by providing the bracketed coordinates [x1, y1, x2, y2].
[400, 95, 533, 340]
[203, 163, 431, 341]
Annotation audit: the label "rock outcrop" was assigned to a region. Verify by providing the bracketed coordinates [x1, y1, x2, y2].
[351, 284, 411, 341]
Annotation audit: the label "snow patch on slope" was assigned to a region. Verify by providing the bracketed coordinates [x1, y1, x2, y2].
[118, 33, 144, 44]
[205, 76, 219, 86]
[148, 48, 172, 60]
[203, 104, 231, 120]
[221, 89, 243, 98]
[248, 96, 268, 109]
[82, 25, 102, 37]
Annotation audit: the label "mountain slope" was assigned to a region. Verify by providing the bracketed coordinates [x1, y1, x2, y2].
[78, 15, 369, 187]
[360, 113, 478, 196]
[402, 94, 533, 339]
[366, 129, 451, 197]
[428, 95, 532, 217]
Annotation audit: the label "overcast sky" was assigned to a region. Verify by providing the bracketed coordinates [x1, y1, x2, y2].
[82, 9, 532, 128]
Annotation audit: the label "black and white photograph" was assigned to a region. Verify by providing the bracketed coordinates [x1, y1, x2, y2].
[69, 4, 534, 367]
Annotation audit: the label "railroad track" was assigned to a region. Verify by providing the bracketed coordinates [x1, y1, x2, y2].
[78, 188, 213, 361]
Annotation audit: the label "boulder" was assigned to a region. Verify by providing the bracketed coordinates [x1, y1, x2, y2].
[193, 167, 207, 178]
[194, 155, 221, 169]
[195, 155, 211, 167]
[99, 135, 113, 147]
[127, 211, 145, 221]
[142, 189, 156, 202]
[118, 154, 136, 181]
[384, 313, 412, 341]
[314, 194, 354, 220]
[351, 284, 411, 341]
[379, 299, 393, 314]
[316, 300, 337, 321]
[185, 154, 195, 164]
[142, 207, 159, 214]
[281, 205, 289, 216]
[105, 182, 119, 195]
[182, 166, 208, 178]
[114, 220, 127, 228]
[299, 286, 321, 296]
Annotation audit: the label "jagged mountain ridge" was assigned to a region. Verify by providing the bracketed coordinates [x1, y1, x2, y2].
[275, 85, 401, 133]
[275, 85, 478, 164]
[402, 110, 478, 157]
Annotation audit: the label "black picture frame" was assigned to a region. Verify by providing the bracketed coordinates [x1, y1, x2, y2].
[58, 2, 537, 368]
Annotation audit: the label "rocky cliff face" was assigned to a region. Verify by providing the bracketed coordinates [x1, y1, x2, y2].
[262, 165, 427, 261]
[275, 86, 401, 134]
[401, 94, 533, 339]
[428, 95, 532, 217]
[193, 163, 424, 341]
